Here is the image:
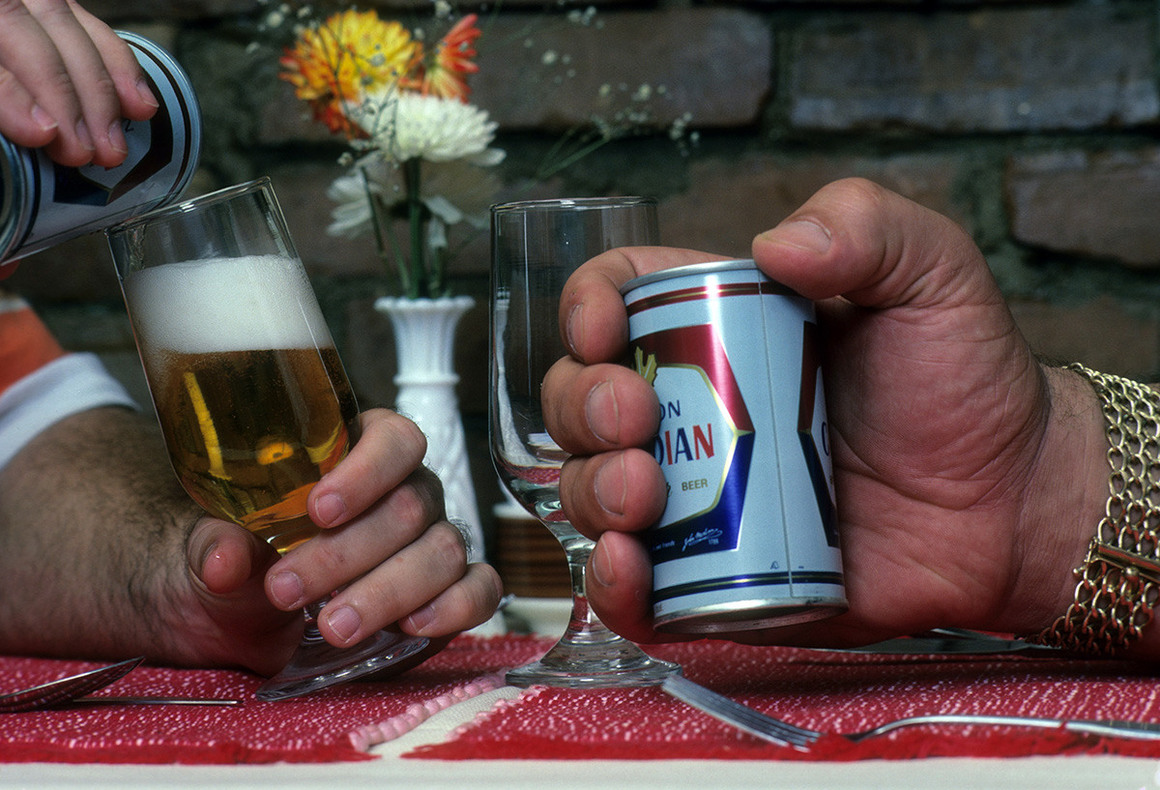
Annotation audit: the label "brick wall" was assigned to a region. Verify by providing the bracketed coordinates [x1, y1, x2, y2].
[9, 0, 1160, 534]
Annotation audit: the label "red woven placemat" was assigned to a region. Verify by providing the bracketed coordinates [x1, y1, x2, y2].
[409, 639, 1160, 762]
[0, 635, 547, 764]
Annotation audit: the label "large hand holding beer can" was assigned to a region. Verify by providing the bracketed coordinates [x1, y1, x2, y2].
[621, 260, 848, 633]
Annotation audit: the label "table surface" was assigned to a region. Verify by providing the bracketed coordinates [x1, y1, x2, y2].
[3, 600, 1160, 789]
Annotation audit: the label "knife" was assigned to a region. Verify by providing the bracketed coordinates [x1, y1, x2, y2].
[833, 628, 1060, 655]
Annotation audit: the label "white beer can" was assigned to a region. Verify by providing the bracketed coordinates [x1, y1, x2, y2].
[0, 31, 201, 268]
[621, 259, 848, 633]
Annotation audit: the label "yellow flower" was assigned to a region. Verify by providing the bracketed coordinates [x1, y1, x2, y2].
[280, 9, 418, 136]
[274, 6, 495, 297]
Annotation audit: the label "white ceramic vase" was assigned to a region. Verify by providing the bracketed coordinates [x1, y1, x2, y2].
[373, 295, 484, 563]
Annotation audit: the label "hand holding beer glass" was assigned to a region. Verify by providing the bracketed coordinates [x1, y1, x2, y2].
[109, 178, 431, 700]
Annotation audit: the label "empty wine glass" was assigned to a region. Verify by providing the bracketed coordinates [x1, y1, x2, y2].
[489, 197, 679, 688]
[108, 177, 433, 700]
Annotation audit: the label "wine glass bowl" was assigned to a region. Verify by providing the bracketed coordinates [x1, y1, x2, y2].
[489, 197, 679, 688]
[109, 178, 433, 700]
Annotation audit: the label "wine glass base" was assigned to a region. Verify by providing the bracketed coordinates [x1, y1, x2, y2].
[257, 630, 434, 701]
[506, 642, 679, 689]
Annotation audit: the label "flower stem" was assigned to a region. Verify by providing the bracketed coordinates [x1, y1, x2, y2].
[361, 165, 410, 295]
[536, 127, 614, 181]
[404, 158, 425, 299]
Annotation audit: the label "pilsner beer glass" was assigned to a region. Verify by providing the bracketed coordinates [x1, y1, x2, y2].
[109, 178, 431, 700]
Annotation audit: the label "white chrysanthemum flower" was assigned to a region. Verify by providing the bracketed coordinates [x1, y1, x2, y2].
[326, 154, 500, 240]
[326, 167, 378, 239]
[365, 92, 505, 165]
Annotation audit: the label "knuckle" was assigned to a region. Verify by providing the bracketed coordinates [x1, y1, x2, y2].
[389, 412, 428, 463]
[89, 71, 117, 103]
[391, 480, 439, 533]
[430, 522, 467, 564]
[440, 565, 504, 628]
[476, 564, 504, 609]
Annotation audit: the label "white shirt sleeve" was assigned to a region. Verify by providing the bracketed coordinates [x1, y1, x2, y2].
[0, 353, 139, 471]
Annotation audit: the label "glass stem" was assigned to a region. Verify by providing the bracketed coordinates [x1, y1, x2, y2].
[300, 599, 329, 645]
[558, 532, 621, 648]
[504, 521, 679, 688]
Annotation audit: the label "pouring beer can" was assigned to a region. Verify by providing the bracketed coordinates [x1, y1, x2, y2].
[621, 259, 847, 633]
[0, 31, 201, 269]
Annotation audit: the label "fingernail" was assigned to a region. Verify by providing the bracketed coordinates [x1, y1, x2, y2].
[594, 456, 626, 516]
[314, 493, 347, 527]
[137, 78, 159, 108]
[403, 603, 437, 635]
[565, 303, 584, 357]
[591, 539, 616, 588]
[30, 105, 57, 132]
[768, 219, 831, 254]
[268, 571, 304, 609]
[324, 605, 362, 644]
[75, 119, 95, 151]
[108, 120, 128, 154]
[585, 380, 619, 444]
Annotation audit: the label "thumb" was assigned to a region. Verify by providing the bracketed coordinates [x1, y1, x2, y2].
[751, 178, 993, 312]
[186, 517, 272, 596]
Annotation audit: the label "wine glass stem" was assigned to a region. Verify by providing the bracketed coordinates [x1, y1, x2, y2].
[558, 532, 622, 648]
[300, 599, 328, 646]
[505, 524, 678, 688]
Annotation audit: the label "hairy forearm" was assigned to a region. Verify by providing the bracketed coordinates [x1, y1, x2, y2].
[0, 407, 200, 658]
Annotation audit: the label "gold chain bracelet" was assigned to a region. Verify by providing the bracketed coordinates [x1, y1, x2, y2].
[1026, 363, 1160, 655]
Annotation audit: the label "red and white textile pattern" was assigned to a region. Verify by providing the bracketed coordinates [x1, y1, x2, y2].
[409, 638, 1160, 762]
[4, 635, 1160, 764]
[0, 636, 546, 764]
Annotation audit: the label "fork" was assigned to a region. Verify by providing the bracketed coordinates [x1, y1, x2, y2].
[0, 657, 239, 712]
[838, 714, 1160, 743]
[660, 675, 1160, 749]
[660, 675, 817, 749]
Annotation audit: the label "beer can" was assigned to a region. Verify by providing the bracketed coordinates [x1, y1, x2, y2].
[621, 259, 847, 633]
[0, 31, 201, 268]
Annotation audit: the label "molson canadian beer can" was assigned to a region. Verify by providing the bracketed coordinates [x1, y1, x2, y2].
[621, 259, 847, 633]
[0, 31, 201, 269]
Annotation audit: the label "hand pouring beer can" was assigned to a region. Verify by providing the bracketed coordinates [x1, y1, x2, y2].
[621, 260, 847, 633]
[0, 31, 201, 268]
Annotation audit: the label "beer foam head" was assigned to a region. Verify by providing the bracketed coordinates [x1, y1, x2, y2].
[124, 254, 334, 352]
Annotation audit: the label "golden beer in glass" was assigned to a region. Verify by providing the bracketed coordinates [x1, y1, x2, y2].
[122, 252, 356, 552]
[110, 178, 431, 700]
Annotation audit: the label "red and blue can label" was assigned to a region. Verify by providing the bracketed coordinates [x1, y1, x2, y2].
[622, 260, 847, 633]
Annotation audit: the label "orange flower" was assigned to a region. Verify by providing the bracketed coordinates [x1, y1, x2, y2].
[280, 9, 418, 135]
[418, 14, 481, 101]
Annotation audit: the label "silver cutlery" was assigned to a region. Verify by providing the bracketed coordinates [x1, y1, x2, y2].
[660, 674, 817, 748]
[831, 627, 1059, 655]
[838, 714, 1160, 743]
[0, 657, 240, 712]
[661, 674, 1160, 749]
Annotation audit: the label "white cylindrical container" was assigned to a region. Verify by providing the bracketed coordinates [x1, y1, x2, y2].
[622, 259, 847, 633]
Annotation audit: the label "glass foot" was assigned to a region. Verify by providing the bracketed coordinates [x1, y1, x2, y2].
[506, 635, 679, 689]
[257, 627, 433, 701]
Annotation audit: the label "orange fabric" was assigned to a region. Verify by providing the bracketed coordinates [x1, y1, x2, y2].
[0, 300, 66, 397]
